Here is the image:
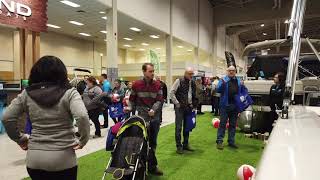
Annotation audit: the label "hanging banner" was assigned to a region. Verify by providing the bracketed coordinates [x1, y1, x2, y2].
[149, 50, 160, 74]
[0, 0, 48, 32]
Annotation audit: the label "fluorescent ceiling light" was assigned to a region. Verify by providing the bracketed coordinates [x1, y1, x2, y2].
[267, 48, 271, 51]
[177, 46, 184, 48]
[123, 38, 133, 41]
[141, 43, 149, 46]
[124, 45, 131, 47]
[139, 48, 145, 51]
[69, 21, 84, 26]
[262, 33, 267, 36]
[150, 35, 160, 39]
[47, 24, 61, 29]
[284, 19, 289, 24]
[187, 49, 192, 52]
[79, 33, 91, 37]
[130, 27, 141, 32]
[99, 11, 105, 14]
[260, 24, 265, 27]
[100, 30, 107, 34]
[101, 16, 107, 20]
[60, 1, 80, 8]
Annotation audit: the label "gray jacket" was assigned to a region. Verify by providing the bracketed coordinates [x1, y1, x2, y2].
[2, 86, 90, 150]
[82, 85, 103, 111]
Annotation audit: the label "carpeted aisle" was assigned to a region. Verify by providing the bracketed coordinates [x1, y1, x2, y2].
[25, 113, 263, 180]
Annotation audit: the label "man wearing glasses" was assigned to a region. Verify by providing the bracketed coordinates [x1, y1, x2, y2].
[170, 67, 198, 154]
[216, 65, 242, 150]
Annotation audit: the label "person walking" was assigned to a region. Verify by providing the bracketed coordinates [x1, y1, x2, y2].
[156, 76, 167, 124]
[124, 81, 135, 115]
[2, 56, 90, 180]
[100, 74, 111, 128]
[82, 76, 103, 138]
[211, 76, 220, 116]
[125, 63, 164, 176]
[216, 66, 242, 150]
[170, 67, 198, 154]
[195, 77, 204, 115]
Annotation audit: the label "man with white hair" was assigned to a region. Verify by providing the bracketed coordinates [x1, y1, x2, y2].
[170, 67, 198, 154]
[216, 65, 242, 150]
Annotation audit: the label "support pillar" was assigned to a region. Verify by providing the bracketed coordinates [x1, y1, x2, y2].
[106, 0, 118, 83]
[166, 0, 173, 104]
[13, 30, 21, 80]
[194, 47, 199, 71]
[20, 29, 40, 79]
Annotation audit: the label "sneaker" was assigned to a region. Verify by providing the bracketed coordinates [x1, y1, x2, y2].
[228, 143, 238, 149]
[148, 167, 163, 176]
[93, 134, 102, 138]
[216, 143, 224, 150]
[183, 145, 194, 152]
[176, 147, 184, 154]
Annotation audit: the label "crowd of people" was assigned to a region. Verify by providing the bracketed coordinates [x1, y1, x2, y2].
[1, 55, 285, 179]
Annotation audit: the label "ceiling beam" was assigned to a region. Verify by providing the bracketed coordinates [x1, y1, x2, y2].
[214, 0, 320, 26]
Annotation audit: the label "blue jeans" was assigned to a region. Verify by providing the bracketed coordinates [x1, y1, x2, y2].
[216, 104, 238, 145]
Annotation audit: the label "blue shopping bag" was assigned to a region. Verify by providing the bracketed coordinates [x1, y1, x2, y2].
[185, 110, 196, 132]
[235, 85, 253, 113]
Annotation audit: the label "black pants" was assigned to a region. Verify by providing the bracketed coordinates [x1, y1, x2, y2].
[102, 108, 108, 128]
[88, 109, 101, 136]
[174, 107, 190, 148]
[212, 96, 220, 115]
[27, 166, 77, 180]
[266, 110, 279, 133]
[147, 118, 161, 171]
[159, 102, 164, 123]
[197, 103, 202, 113]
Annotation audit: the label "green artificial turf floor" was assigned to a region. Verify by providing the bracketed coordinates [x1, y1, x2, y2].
[25, 113, 264, 180]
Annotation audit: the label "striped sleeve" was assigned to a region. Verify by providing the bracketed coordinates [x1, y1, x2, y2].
[152, 85, 163, 112]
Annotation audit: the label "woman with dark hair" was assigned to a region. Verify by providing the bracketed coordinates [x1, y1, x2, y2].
[267, 72, 285, 132]
[2, 56, 90, 180]
[82, 76, 103, 138]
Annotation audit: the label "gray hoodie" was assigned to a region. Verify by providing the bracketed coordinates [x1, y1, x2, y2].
[2, 84, 90, 150]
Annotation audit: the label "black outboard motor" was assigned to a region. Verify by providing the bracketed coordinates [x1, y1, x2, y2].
[225, 51, 237, 70]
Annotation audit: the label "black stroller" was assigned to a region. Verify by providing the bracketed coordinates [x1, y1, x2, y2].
[102, 115, 149, 180]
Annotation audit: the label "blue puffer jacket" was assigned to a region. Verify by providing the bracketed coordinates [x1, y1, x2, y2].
[217, 76, 241, 107]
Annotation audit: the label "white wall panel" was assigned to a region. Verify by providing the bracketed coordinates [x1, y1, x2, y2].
[117, 0, 170, 34]
[40, 32, 94, 70]
[199, 0, 213, 53]
[0, 27, 14, 62]
[0, 61, 13, 71]
[172, 0, 198, 47]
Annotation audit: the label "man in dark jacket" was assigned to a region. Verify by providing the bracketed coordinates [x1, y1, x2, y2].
[156, 76, 167, 124]
[170, 67, 198, 154]
[125, 63, 164, 176]
[216, 66, 242, 150]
